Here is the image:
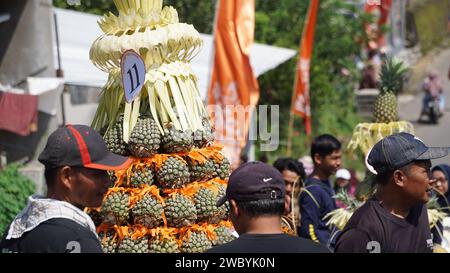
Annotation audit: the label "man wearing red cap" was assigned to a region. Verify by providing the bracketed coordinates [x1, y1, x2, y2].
[0, 125, 132, 253]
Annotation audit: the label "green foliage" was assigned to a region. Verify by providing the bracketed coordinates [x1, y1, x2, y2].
[0, 165, 35, 237]
[53, 0, 117, 15]
[256, 0, 366, 165]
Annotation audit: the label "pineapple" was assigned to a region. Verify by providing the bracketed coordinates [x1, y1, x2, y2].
[149, 235, 180, 253]
[128, 165, 154, 188]
[117, 236, 149, 253]
[164, 193, 197, 227]
[373, 57, 407, 123]
[99, 230, 118, 253]
[212, 225, 235, 246]
[156, 157, 190, 189]
[193, 118, 215, 148]
[131, 194, 164, 228]
[161, 123, 193, 153]
[213, 182, 230, 220]
[180, 231, 212, 253]
[101, 191, 130, 225]
[193, 187, 221, 223]
[129, 116, 161, 158]
[103, 115, 129, 156]
[213, 158, 231, 180]
[188, 159, 215, 182]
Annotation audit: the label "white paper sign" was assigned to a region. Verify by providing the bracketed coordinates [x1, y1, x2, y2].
[121, 50, 146, 103]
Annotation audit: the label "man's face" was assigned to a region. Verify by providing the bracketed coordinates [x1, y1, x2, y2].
[316, 150, 342, 177]
[71, 167, 111, 208]
[402, 160, 433, 204]
[432, 170, 448, 195]
[281, 170, 300, 197]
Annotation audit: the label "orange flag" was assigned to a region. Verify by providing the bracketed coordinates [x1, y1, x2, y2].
[208, 0, 259, 169]
[291, 0, 320, 136]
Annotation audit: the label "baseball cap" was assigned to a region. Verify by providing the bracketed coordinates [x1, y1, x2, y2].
[366, 132, 450, 175]
[216, 161, 285, 207]
[38, 124, 132, 170]
[336, 169, 351, 180]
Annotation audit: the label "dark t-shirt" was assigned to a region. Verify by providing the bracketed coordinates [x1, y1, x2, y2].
[299, 177, 337, 244]
[206, 233, 330, 253]
[0, 218, 102, 253]
[334, 200, 433, 253]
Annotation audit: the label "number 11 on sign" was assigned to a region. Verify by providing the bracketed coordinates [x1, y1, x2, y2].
[121, 50, 146, 103]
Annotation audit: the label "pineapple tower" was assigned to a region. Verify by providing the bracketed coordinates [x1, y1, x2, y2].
[87, 0, 235, 253]
[348, 57, 414, 157]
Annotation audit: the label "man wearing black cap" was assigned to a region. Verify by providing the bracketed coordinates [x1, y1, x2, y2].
[0, 125, 132, 253]
[335, 132, 449, 253]
[206, 161, 329, 253]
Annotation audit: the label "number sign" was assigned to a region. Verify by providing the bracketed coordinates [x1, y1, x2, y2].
[121, 50, 146, 103]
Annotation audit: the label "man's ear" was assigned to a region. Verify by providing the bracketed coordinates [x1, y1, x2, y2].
[230, 200, 239, 218]
[59, 166, 74, 190]
[393, 169, 406, 188]
[313, 153, 322, 166]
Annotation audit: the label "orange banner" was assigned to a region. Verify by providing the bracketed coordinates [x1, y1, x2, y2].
[291, 0, 320, 136]
[208, 0, 259, 169]
[364, 0, 392, 49]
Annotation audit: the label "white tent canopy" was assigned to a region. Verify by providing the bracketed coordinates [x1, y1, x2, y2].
[53, 8, 297, 99]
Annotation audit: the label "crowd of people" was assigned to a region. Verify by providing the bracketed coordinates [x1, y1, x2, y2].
[1, 124, 450, 253]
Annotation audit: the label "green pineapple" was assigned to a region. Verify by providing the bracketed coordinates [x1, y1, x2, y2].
[212, 225, 236, 246]
[103, 115, 129, 156]
[101, 191, 130, 225]
[131, 194, 164, 228]
[164, 193, 197, 227]
[188, 159, 215, 182]
[193, 118, 215, 148]
[117, 236, 149, 253]
[193, 187, 221, 223]
[99, 230, 118, 253]
[180, 231, 212, 253]
[129, 116, 161, 157]
[128, 165, 154, 188]
[212, 157, 231, 180]
[373, 57, 407, 123]
[213, 182, 230, 220]
[162, 123, 193, 153]
[156, 157, 190, 189]
[149, 235, 180, 253]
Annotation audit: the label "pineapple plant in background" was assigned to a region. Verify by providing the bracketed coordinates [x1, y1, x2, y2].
[86, 0, 235, 252]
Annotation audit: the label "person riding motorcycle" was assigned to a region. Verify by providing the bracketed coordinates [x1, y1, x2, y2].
[419, 71, 444, 122]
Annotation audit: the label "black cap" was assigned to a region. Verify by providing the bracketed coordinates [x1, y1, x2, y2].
[38, 124, 132, 170]
[366, 132, 450, 175]
[216, 161, 285, 206]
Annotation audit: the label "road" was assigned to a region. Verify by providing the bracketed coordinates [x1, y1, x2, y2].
[398, 47, 450, 166]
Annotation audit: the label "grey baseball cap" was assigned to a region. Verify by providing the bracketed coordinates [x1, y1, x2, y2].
[366, 132, 450, 174]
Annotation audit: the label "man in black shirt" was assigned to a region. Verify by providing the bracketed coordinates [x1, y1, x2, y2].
[207, 161, 329, 253]
[0, 125, 132, 253]
[335, 133, 450, 253]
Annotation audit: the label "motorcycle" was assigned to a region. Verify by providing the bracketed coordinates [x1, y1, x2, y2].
[423, 97, 441, 124]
